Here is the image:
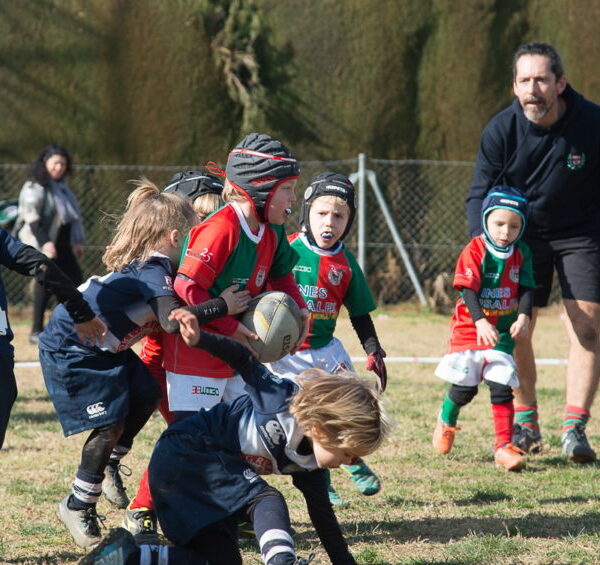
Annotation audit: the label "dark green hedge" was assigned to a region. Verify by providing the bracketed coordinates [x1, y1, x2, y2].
[1, 0, 599, 165]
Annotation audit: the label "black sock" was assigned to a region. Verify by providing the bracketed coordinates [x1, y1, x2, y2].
[67, 494, 95, 511]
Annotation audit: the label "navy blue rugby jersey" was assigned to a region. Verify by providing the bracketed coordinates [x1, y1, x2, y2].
[39, 254, 176, 353]
[163, 332, 319, 476]
[0, 230, 25, 354]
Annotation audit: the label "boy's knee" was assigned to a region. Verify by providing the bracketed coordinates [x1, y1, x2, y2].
[449, 384, 478, 406]
[487, 381, 513, 405]
[94, 421, 126, 444]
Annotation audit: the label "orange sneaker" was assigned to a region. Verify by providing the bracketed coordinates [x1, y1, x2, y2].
[494, 443, 526, 472]
[433, 418, 460, 454]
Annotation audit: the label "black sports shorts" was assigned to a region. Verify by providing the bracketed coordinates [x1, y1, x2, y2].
[525, 235, 600, 307]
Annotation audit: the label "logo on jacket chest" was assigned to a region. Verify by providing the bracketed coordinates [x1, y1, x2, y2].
[327, 265, 345, 286]
[566, 152, 586, 170]
[254, 266, 267, 288]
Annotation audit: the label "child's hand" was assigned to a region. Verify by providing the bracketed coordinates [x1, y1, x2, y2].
[232, 322, 259, 357]
[475, 318, 499, 346]
[290, 308, 310, 354]
[75, 317, 107, 347]
[220, 284, 252, 316]
[366, 348, 387, 393]
[510, 313, 530, 339]
[41, 241, 57, 259]
[169, 308, 201, 346]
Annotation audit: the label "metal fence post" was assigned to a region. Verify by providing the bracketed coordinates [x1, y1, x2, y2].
[358, 152, 367, 272]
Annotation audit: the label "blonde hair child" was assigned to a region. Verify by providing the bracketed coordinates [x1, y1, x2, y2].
[108, 311, 391, 565]
[38, 178, 245, 549]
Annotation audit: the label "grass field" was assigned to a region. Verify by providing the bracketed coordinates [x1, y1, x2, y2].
[2, 305, 600, 564]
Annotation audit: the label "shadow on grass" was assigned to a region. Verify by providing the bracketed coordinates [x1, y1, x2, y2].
[292, 511, 600, 545]
[3, 550, 82, 564]
[539, 456, 600, 469]
[385, 496, 431, 507]
[454, 489, 513, 506]
[539, 495, 600, 504]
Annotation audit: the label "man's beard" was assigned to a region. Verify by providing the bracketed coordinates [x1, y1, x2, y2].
[523, 96, 549, 122]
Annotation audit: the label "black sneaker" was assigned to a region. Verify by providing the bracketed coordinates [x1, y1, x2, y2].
[103, 461, 131, 509]
[562, 422, 597, 463]
[57, 495, 105, 549]
[512, 424, 543, 454]
[79, 527, 139, 565]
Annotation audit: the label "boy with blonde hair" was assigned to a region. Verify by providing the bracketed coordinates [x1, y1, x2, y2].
[270, 172, 387, 505]
[82, 311, 389, 565]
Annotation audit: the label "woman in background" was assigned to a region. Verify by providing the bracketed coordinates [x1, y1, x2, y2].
[15, 145, 85, 343]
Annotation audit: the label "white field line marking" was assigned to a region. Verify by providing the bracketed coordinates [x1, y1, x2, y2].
[15, 357, 568, 369]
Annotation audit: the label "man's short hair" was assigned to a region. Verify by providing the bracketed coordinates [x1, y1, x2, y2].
[512, 42, 565, 80]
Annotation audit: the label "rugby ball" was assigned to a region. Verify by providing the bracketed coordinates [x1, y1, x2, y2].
[240, 291, 303, 362]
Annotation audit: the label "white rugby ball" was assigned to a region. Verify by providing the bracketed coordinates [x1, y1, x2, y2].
[240, 291, 303, 362]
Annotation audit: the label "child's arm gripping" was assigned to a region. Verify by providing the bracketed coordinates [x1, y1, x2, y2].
[292, 471, 357, 564]
[149, 283, 251, 334]
[168, 309, 262, 380]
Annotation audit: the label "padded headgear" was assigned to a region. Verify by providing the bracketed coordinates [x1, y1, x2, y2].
[163, 170, 223, 200]
[481, 185, 528, 252]
[299, 172, 356, 244]
[225, 133, 299, 221]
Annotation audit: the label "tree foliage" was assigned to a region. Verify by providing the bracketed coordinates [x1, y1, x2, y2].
[0, 0, 599, 164]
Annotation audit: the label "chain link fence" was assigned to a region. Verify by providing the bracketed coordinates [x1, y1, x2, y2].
[0, 157, 559, 312]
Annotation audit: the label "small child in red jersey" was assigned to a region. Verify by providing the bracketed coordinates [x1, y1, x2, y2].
[432, 186, 535, 471]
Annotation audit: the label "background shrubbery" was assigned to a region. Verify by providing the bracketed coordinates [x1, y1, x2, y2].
[1, 1, 600, 165]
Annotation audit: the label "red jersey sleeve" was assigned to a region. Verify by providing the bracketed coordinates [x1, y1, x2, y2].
[453, 237, 484, 292]
[177, 213, 239, 288]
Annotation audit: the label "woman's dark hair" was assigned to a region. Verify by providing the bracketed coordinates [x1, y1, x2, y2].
[28, 144, 72, 186]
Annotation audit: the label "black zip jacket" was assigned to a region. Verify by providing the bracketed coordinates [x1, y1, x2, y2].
[466, 84, 600, 240]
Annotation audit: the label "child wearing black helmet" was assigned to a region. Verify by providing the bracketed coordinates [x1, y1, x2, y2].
[163, 170, 225, 222]
[161, 134, 307, 424]
[432, 186, 536, 471]
[269, 172, 387, 506]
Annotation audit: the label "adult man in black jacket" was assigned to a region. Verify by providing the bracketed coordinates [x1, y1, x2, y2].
[466, 42, 600, 463]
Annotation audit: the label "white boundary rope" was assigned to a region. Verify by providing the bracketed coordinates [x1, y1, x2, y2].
[15, 357, 568, 369]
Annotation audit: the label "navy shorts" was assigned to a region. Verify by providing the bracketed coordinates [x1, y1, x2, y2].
[149, 429, 268, 547]
[525, 236, 600, 307]
[40, 347, 160, 437]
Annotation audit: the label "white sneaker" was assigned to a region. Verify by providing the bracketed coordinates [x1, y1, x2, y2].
[57, 495, 104, 549]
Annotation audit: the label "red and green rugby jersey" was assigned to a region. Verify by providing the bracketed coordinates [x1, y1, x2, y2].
[289, 232, 376, 350]
[449, 236, 535, 355]
[179, 202, 297, 297]
[167, 202, 298, 377]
